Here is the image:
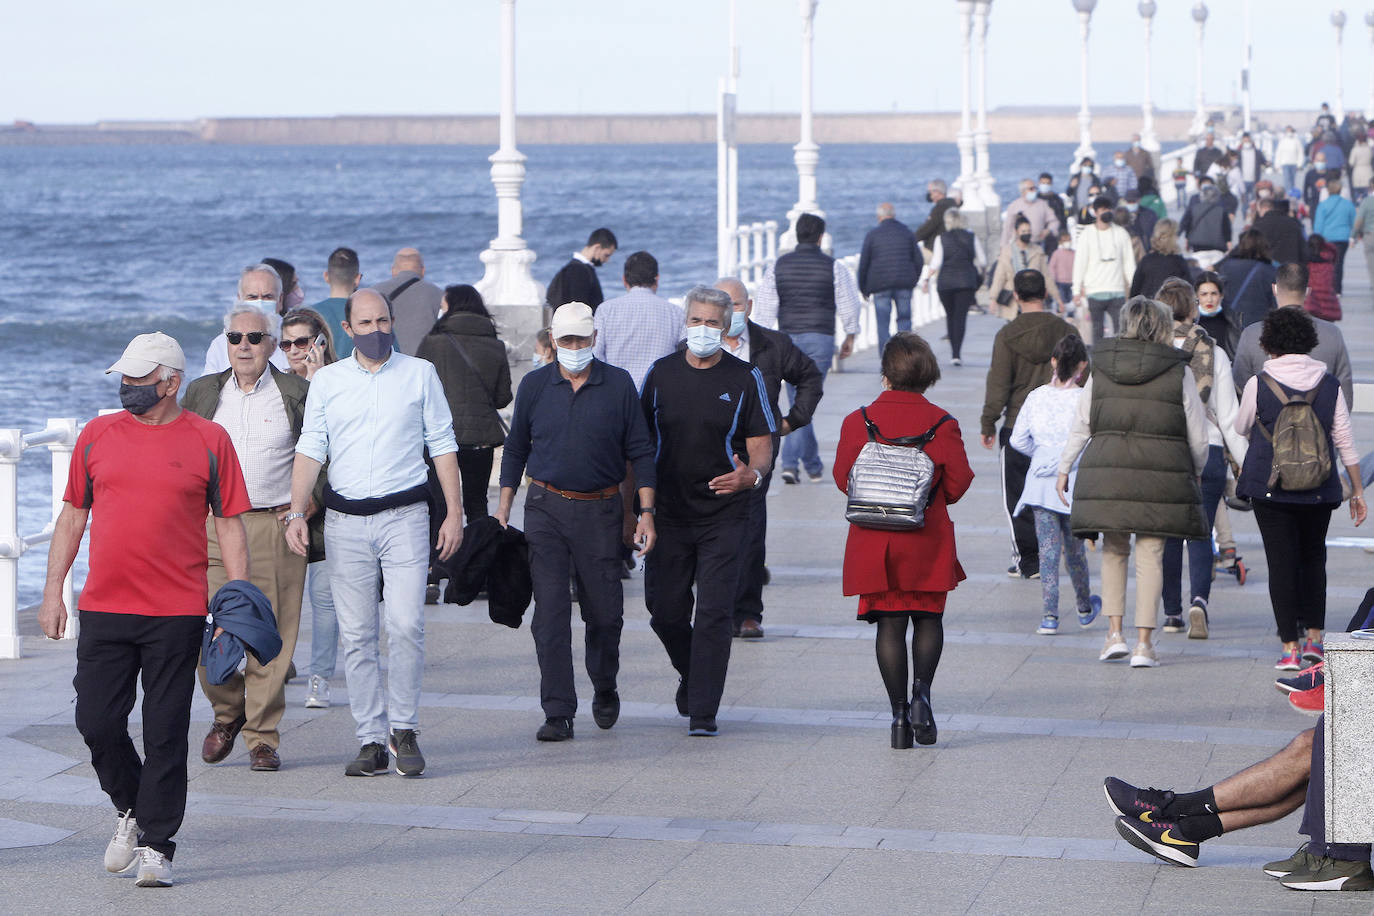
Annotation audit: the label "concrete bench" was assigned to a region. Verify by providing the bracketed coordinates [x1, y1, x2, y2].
[1325, 632, 1374, 843]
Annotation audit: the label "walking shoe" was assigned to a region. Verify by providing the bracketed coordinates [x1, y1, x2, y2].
[1187, 598, 1209, 639]
[344, 742, 389, 776]
[1103, 778, 1180, 821]
[285, 660, 297, 682]
[1161, 616, 1186, 633]
[536, 717, 574, 742]
[200, 714, 246, 764]
[951, 357, 962, 366]
[1036, 615, 1059, 635]
[1275, 649, 1303, 671]
[1114, 815, 1200, 867]
[1278, 855, 1374, 891]
[304, 674, 330, 709]
[389, 729, 425, 776]
[1006, 565, 1021, 578]
[248, 743, 280, 771]
[1301, 639, 1325, 663]
[688, 716, 719, 737]
[1288, 684, 1325, 716]
[1078, 595, 1102, 628]
[1026, 570, 1041, 580]
[1099, 633, 1129, 661]
[675, 678, 689, 717]
[134, 847, 173, 887]
[1275, 662, 1324, 695]
[912, 680, 937, 746]
[738, 619, 764, 638]
[806, 467, 825, 482]
[1264, 841, 1320, 878]
[424, 583, 440, 605]
[104, 809, 139, 873]
[780, 469, 799, 485]
[1130, 643, 1160, 668]
[592, 690, 620, 729]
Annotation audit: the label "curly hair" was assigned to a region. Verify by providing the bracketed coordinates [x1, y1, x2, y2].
[1259, 306, 1319, 357]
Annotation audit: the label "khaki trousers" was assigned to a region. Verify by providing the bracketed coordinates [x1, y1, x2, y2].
[1101, 532, 1165, 630]
[199, 511, 305, 750]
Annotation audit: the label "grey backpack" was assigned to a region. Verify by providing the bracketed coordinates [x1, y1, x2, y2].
[845, 409, 952, 531]
[1256, 373, 1332, 492]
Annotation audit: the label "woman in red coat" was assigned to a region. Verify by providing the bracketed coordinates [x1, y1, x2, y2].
[833, 333, 974, 749]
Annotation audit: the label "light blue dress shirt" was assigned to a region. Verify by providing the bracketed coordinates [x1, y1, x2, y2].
[297, 350, 458, 499]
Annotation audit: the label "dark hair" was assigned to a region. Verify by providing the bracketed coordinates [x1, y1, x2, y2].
[344, 287, 392, 323]
[1092, 195, 1113, 212]
[1307, 233, 1330, 262]
[1038, 171, 1054, 182]
[1232, 229, 1272, 262]
[1275, 261, 1309, 295]
[262, 257, 296, 314]
[281, 307, 338, 365]
[622, 251, 658, 288]
[1138, 175, 1158, 196]
[881, 332, 940, 393]
[1013, 268, 1046, 302]
[442, 284, 491, 318]
[586, 227, 618, 250]
[327, 247, 360, 286]
[1051, 333, 1088, 383]
[1195, 270, 1224, 295]
[796, 213, 826, 245]
[1013, 215, 1031, 230]
[1259, 305, 1319, 357]
[1154, 277, 1197, 322]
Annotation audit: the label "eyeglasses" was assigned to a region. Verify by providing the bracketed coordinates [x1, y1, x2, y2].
[226, 331, 268, 345]
[280, 336, 315, 351]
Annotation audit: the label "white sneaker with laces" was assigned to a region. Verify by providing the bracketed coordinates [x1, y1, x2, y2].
[104, 809, 139, 872]
[134, 846, 173, 887]
[305, 675, 330, 709]
[1130, 643, 1160, 668]
[1099, 634, 1129, 661]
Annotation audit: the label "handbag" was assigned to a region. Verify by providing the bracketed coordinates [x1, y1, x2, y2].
[845, 408, 953, 530]
[443, 333, 510, 436]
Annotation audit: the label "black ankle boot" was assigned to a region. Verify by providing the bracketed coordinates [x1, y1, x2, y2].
[912, 680, 937, 746]
[890, 700, 913, 749]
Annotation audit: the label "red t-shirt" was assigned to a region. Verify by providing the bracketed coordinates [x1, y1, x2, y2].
[65, 409, 251, 616]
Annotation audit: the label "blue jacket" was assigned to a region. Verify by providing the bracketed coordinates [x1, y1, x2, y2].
[1314, 195, 1357, 243]
[857, 218, 922, 294]
[201, 580, 281, 685]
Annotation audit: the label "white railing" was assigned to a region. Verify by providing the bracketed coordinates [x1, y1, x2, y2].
[0, 419, 82, 658]
[834, 254, 945, 364]
[729, 220, 778, 290]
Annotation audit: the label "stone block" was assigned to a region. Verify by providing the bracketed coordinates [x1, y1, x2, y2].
[1325, 632, 1374, 842]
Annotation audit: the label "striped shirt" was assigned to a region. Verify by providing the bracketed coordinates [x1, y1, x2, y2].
[592, 287, 684, 390]
[752, 259, 863, 335]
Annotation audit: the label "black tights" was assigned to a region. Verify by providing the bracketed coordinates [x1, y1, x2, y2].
[875, 614, 944, 706]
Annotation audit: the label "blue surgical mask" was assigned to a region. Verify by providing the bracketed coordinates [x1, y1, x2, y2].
[1080, 166, 1092, 176]
[728, 310, 747, 337]
[531, 352, 547, 369]
[1038, 182, 1052, 194]
[1114, 158, 1126, 168]
[556, 344, 593, 373]
[1024, 190, 1038, 203]
[686, 325, 723, 358]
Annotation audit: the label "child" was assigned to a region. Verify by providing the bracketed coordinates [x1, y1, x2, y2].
[1009, 333, 1101, 634]
[1048, 231, 1075, 314]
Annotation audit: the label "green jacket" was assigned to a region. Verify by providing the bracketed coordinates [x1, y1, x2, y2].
[980, 311, 1076, 438]
[1070, 337, 1207, 540]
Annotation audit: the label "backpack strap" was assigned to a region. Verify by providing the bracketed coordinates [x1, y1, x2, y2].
[1255, 372, 1319, 443]
[860, 409, 953, 448]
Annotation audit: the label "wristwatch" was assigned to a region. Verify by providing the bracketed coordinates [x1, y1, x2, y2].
[283, 512, 306, 523]
[640, 507, 656, 516]
[750, 469, 764, 489]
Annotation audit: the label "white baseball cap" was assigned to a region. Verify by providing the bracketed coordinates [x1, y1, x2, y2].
[106, 331, 186, 377]
[550, 302, 595, 340]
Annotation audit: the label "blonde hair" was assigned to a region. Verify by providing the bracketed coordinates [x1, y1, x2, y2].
[1119, 296, 1174, 344]
[1150, 218, 1180, 256]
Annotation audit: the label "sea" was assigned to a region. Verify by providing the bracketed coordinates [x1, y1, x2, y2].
[0, 140, 1076, 604]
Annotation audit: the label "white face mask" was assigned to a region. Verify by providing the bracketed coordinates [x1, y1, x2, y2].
[556, 345, 593, 373]
[685, 325, 723, 358]
[1024, 190, 1038, 203]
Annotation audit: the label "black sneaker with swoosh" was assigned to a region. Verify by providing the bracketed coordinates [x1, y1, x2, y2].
[1103, 777, 1176, 821]
[1114, 815, 1201, 867]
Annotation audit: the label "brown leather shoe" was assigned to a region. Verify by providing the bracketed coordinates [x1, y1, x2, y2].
[739, 619, 764, 639]
[200, 715, 246, 764]
[248, 743, 280, 771]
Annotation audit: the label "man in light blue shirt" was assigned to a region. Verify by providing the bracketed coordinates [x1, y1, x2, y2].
[286, 288, 462, 778]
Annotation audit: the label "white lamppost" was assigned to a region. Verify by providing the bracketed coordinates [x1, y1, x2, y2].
[1191, 2, 1208, 136]
[1241, 0, 1253, 133]
[1334, 9, 1348, 122]
[972, 0, 998, 209]
[717, 0, 740, 276]
[1138, 0, 1160, 167]
[1072, 0, 1097, 168]
[781, 0, 829, 253]
[952, 0, 979, 209]
[1366, 10, 1374, 117]
[475, 0, 544, 355]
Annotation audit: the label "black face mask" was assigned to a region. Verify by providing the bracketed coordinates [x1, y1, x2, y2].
[589, 256, 605, 267]
[1018, 233, 1033, 243]
[925, 192, 934, 203]
[1097, 211, 1115, 225]
[119, 381, 163, 416]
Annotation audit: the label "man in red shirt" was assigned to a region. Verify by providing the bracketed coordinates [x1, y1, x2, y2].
[38, 331, 251, 889]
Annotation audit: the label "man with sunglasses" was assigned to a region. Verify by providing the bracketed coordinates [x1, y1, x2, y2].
[200, 263, 292, 378]
[182, 302, 311, 773]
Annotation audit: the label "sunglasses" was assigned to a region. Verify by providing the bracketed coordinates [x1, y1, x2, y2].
[279, 336, 315, 351]
[225, 331, 268, 345]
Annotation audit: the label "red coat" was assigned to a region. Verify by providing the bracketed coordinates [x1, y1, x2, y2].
[832, 390, 975, 597]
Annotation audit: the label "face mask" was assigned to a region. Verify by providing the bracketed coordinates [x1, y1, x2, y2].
[728, 310, 748, 337]
[556, 344, 593, 373]
[589, 256, 605, 267]
[119, 380, 163, 416]
[1018, 232, 1032, 243]
[1125, 203, 1139, 212]
[1097, 211, 1114, 225]
[925, 192, 934, 202]
[1038, 182, 1052, 194]
[1132, 141, 1141, 149]
[1198, 297, 1222, 317]
[1023, 190, 1038, 203]
[532, 352, 548, 369]
[1114, 158, 1126, 168]
[1080, 166, 1093, 176]
[352, 329, 394, 360]
[685, 325, 723, 358]
[1258, 189, 1273, 199]
[1316, 161, 1327, 169]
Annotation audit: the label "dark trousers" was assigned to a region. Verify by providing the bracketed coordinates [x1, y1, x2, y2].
[999, 426, 1038, 575]
[524, 486, 624, 718]
[645, 514, 746, 718]
[938, 288, 976, 360]
[73, 610, 202, 859]
[732, 473, 771, 624]
[1162, 445, 1227, 613]
[1332, 240, 1350, 294]
[1252, 499, 1333, 642]
[1088, 295, 1124, 346]
[455, 447, 495, 523]
[1303, 715, 1372, 861]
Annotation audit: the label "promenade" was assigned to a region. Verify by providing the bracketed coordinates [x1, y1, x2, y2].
[3, 259, 1374, 914]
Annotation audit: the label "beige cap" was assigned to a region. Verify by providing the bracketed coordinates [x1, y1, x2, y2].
[550, 302, 595, 340]
[106, 331, 186, 377]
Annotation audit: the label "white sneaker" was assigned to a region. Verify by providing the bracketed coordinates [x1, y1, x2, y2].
[134, 846, 172, 887]
[1130, 643, 1160, 668]
[1099, 634, 1129, 661]
[305, 675, 330, 709]
[104, 809, 138, 872]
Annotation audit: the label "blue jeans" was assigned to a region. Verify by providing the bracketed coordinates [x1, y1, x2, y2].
[325, 501, 430, 745]
[1281, 164, 1297, 192]
[307, 560, 338, 678]
[870, 288, 912, 354]
[781, 331, 834, 476]
[1162, 445, 1226, 613]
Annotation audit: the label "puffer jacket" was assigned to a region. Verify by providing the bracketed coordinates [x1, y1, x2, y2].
[416, 311, 513, 447]
[858, 218, 922, 294]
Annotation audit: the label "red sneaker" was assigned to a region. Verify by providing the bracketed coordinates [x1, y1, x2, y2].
[1274, 649, 1302, 671]
[1288, 683, 1324, 716]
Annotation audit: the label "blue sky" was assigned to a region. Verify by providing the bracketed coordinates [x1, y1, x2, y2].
[5, 1, 1360, 122]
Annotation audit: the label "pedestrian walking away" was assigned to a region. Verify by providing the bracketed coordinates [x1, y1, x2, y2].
[857, 202, 922, 355]
[546, 227, 617, 316]
[920, 207, 986, 365]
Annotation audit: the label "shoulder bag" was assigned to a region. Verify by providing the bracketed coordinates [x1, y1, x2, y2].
[444, 333, 510, 436]
[845, 408, 953, 530]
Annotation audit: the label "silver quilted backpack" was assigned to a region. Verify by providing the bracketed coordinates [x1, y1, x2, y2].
[845, 408, 953, 531]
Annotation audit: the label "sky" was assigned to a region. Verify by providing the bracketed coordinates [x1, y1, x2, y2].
[4, 0, 1367, 123]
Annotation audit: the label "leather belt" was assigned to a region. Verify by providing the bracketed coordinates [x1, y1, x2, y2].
[245, 503, 291, 514]
[531, 480, 619, 501]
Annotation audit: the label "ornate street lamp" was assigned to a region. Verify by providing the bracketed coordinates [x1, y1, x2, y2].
[1138, 1, 1159, 164]
[1192, 2, 1209, 136]
[781, 0, 829, 252]
[1072, 0, 1097, 167]
[1334, 9, 1348, 121]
